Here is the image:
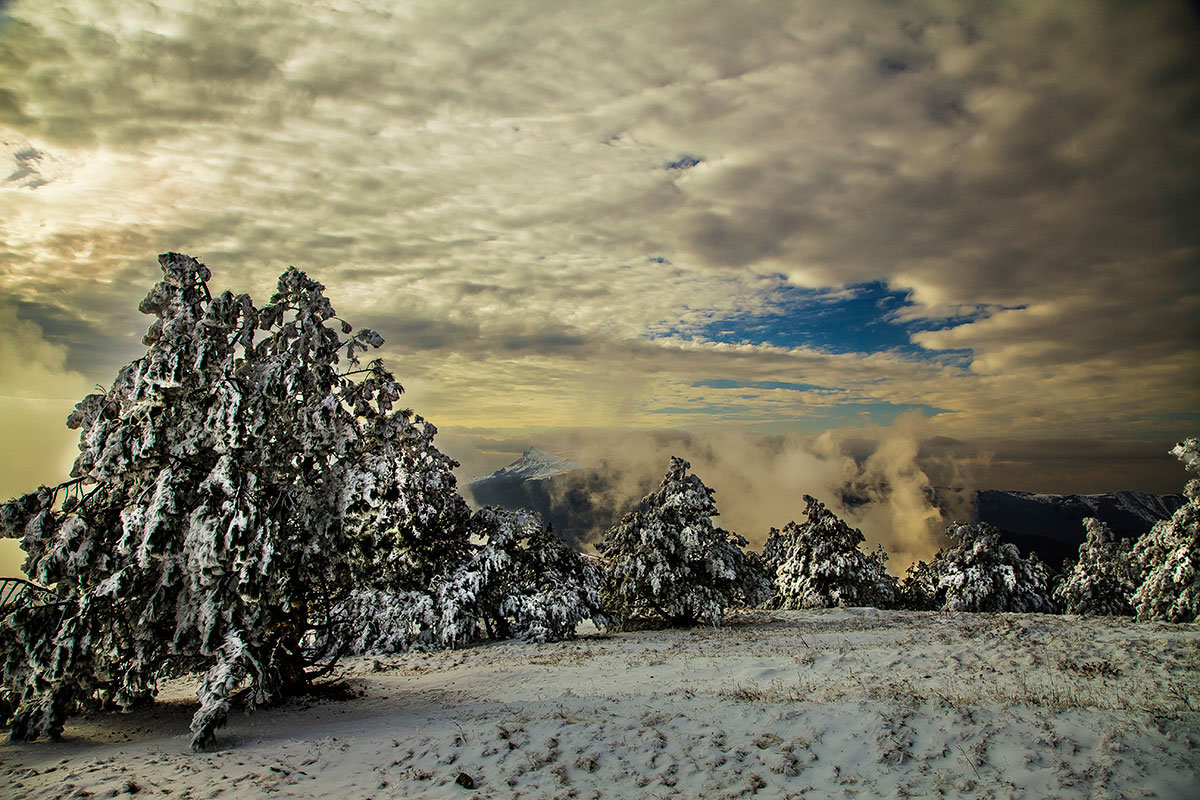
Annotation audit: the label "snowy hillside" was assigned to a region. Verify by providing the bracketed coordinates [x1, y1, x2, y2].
[3, 609, 1196, 799]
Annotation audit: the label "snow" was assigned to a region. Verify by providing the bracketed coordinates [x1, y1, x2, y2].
[1004, 491, 1178, 517]
[470, 448, 582, 486]
[1173, 438, 1200, 475]
[3, 608, 1196, 799]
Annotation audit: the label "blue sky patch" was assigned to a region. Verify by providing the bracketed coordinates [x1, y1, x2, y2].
[664, 155, 703, 170]
[663, 279, 990, 367]
[691, 379, 837, 394]
[647, 396, 947, 428]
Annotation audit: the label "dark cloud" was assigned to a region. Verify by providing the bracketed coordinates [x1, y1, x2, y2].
[377, 315, 481, 355]
[10, 298, 120, 373]
[498, 330, 588, 355]
[687, 211, 782, 267]
[650, 2, 1199, 318]
[0, 11, 284, 147]
[967, 437, 1193, 496]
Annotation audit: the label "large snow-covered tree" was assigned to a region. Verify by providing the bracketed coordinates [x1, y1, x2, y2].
[1054, 518, 1138, 616]
[0, 253, 470, 749]
[763, 496, 897, 609]
[598, 457, 759, 628]
[1131, 438, 1199, 623]
[902, 521, 1054, 613]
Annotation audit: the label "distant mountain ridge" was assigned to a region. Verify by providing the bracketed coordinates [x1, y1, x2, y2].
[968, 488, 1184, 567]
[468, 448, 1184, 565]
[470, 447, 581, 484]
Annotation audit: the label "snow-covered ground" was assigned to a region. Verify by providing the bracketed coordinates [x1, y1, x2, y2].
[3, 608, 1197, 799]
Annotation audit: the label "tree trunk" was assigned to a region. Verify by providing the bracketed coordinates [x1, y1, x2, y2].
[276, 600, 313, 696]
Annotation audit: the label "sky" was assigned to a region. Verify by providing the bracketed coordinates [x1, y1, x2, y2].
[2, 1, 1199, 573]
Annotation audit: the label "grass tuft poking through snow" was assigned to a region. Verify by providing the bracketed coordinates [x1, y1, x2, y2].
[1, 608, 1196, 799]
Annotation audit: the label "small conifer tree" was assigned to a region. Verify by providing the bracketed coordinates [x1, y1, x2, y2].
[599, 457, 757, 627]
[897, 559, 937, 611]
[435, 508, 606, 645]
[1054, 518, 1137, 616]
[763, 496, 897, 609]
[321, 508, 605, 653]
[1132, 438, 1200, 623]
[911, 521, 1054, 613]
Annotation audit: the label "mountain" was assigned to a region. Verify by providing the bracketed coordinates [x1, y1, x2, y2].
[472, 447, 582, 484]
[468, 448, 609, 549]
[469, 448, 1184, 565]
[967, 489, 1184, 567]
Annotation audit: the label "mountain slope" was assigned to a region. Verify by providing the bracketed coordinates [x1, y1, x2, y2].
[472, 447, 582, 484]
[969, 489, 1184, 567]
[469, 448, 1184, 565]
[468, 449, 605, 549]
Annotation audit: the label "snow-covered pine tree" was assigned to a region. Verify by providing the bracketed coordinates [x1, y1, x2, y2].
[760, 523, 790, 578]
[1131, 438, 1199, 623]
[598, 457, 758, 628]
[915, 521, 1054, 613]
[897, 559, 937, 610]
[313, 588, 439, 656]
[320, 508, 605, 652]
[740, 550, 774, 609]
[429, 509, 580, 648]
[1053, 518, 1138, 616]
[454, 507, 605, 644]
[764, 495, 897, 609]
[0, 253, 470, 750]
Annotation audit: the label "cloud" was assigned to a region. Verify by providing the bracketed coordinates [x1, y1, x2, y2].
[495, 413, 976, 573]
[0, 0, 1195, 521]
[0, 303, 93, 576]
